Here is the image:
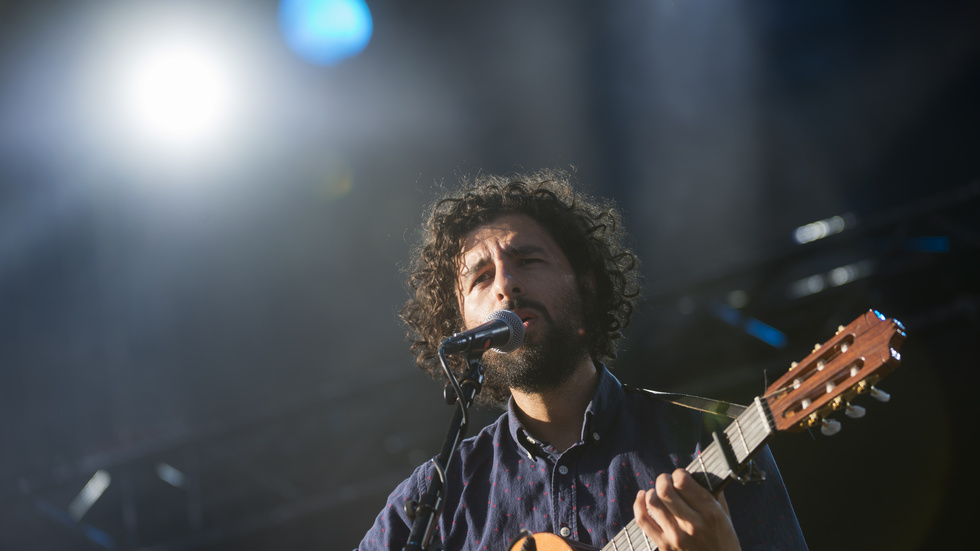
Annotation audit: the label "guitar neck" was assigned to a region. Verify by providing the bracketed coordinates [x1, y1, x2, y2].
[592, 310, 905, 551]
[687, 397, 775, 492]
[602, 399, 776, 551]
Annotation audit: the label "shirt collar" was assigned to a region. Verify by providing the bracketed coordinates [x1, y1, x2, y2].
[506, 364, 626, 460]
[582, 364, 625, 444]
[506, 396, 543, 460]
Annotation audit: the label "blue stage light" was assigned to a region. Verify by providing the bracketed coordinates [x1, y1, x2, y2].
[742, 318, 788, 349]
[279, 0, 373, 66]
[906, 236, 950, 253]
[711, 302, 788, 349]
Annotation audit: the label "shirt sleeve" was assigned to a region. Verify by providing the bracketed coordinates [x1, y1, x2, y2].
[355, 465, 428, 551]
[725, 445, 809, 551]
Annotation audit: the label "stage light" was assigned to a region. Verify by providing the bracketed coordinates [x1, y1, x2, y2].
[156, 463, 186, 488]
[726, 289, 749, 309]
[279, 0, 373, 66]
[789, 259, 874, 298]
[906, 236, 950, 252]
[121, 41, 234, 150]
[68, 470, 111, 522]
[710, 302, 787, 348]
[828, 259, 874, 287]
[742, 317, 788, 348]
[793, 213, 855, 244]
[789, 274, 826, 298]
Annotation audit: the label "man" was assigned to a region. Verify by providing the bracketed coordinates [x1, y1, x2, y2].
[357, 170, 807, 550]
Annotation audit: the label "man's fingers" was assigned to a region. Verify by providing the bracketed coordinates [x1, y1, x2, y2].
[634, 472, 741, 551]
[646, 485, 692, 545]
[633, 490, 665, 542]
[671, 469, 733, 528]
[655, 471, 699, 529]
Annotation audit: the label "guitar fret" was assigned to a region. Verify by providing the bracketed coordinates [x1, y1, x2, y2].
[602, 403, 776, 551]
[754, 397, 774, 439]
[732, 418, 750, 459]
[696, 452, 713, 492]
[612, 521, 656, 551]
[596, 312, 903, 551]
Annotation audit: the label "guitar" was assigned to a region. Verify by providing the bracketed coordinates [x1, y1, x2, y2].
[509, 309, 906, 551]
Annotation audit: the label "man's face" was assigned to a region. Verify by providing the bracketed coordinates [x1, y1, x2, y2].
[457, 214, 590, 395]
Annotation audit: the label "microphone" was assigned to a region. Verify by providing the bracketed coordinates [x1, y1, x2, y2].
[440, 310, 525, 355]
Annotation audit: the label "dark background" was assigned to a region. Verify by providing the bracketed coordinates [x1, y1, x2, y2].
[0, 1, 977, 550]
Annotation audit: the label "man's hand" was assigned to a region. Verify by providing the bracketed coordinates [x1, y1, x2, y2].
[632, 469, 741, 551]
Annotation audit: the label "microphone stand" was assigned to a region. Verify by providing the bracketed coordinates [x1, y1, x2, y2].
[403, 350, 485, 551]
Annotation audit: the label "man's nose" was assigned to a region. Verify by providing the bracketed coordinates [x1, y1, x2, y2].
[493, 263, 523, 302]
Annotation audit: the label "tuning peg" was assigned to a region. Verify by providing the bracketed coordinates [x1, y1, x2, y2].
[820, 419, 842, 436]
[869, 387, 891, 403]
[845, 404, 866, 419]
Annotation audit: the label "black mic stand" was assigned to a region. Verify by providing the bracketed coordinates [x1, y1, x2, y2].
[403, 350, 485, 551]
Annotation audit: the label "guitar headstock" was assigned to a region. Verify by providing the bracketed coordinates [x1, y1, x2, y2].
[763, 310, 906, 434]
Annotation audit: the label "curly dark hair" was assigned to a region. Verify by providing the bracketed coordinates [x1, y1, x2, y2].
[400, 169, 641, 404]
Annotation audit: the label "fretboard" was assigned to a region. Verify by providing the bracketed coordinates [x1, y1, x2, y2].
[601, 398, 775, 551]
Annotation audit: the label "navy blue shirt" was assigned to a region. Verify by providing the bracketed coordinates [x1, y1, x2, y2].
[357, 368, 807, 550]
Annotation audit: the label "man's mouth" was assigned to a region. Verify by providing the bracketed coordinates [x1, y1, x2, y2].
[512, 309, 538, 328]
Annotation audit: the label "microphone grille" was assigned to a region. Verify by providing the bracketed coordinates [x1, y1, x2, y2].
[484, 310, 525, 353]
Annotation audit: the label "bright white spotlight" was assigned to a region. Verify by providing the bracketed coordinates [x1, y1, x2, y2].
[122, 42, 233, 149]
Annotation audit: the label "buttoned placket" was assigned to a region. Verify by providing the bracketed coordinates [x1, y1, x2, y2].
[551, 446, 579, 541]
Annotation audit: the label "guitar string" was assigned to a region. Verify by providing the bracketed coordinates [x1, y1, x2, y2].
[619, 522, 653, 551]
[635, 406, 769, 539]
[617, 523, 652, 551]
[607, 404, 773, 551]
[606, 325, 888, 550]
[607, 321, 888, 550]
[687, 403, 770, 484]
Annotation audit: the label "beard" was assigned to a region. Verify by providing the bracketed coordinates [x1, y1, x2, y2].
[479, 289, 591, 404]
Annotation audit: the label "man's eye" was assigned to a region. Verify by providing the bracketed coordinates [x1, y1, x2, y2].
[472, 273, 489, 285]
[520, 258, 541, 265]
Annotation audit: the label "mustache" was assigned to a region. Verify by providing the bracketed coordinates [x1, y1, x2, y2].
[503, 297, 553, 324]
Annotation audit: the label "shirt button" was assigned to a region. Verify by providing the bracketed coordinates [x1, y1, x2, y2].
[592, 432, 601, 442]
[558, 465, 569, 475]
[559, 526, 571, 537]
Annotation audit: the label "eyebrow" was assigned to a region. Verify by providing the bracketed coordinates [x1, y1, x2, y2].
[460, 244, 548, 279]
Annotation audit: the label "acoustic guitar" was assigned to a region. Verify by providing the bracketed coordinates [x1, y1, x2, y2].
[509, 309, 906, 551]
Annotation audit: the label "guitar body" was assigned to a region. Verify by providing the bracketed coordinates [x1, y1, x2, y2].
[508, 532, 597, 551]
